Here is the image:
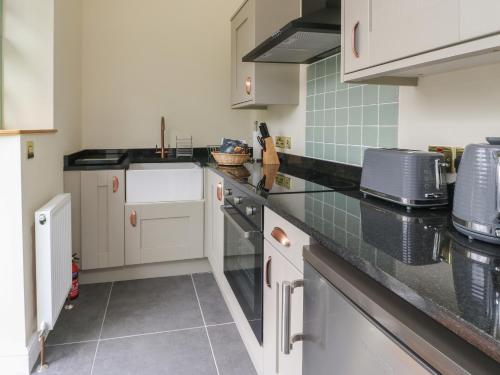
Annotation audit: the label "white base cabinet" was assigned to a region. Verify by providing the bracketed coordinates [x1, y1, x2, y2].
[263, 240, 304, 375]
[81, 170, 125, 270]
[204, 168, 225, 277]
[125, 201, 204, 265]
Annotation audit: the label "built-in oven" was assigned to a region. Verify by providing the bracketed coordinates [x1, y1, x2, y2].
[221, 181, 264, 345]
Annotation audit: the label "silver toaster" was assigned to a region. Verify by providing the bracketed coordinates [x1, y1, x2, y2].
[360, 148, 449, 209]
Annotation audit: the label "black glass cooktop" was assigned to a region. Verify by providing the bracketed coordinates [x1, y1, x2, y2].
[218, 163, 357, 195]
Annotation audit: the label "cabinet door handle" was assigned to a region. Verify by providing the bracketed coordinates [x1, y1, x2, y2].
[265, 256, 272, 288]
[271, 227, 290, 247]
[245, 77, 252, 95]
[352, 21, 360, 58]
[216, 182, 223, 202]
[112, 176, 119, 193]
[281, 279, 304, 355]
[130, 210, 137, 227]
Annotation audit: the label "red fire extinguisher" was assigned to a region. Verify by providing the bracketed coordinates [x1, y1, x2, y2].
[69, 253, 80, 300]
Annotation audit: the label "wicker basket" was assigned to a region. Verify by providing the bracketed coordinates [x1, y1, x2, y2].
[211, 152, 250, 166]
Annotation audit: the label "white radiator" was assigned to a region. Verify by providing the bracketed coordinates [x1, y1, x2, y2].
[35, 193, 72, 333]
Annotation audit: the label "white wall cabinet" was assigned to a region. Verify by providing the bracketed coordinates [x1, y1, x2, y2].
[343, 0, 371, 74]
[342, 0, 500, 85]
[460, 0, 500, 41]
[204, 169, 225, 276]
[369, 0, 459, 67]
[230, 0, 299, 108]
[81, 170, 125, 270]
[125, 201, 204, 265]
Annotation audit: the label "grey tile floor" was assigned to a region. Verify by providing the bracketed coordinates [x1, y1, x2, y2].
[34, 273, 257, 375]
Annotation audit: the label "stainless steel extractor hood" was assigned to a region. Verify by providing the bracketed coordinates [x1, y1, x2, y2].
[242, 0, 341, 64]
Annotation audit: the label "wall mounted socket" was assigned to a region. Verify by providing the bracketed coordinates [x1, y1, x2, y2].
[275, 136, 291, 149]
[27, 141, 34, 159]
[275, 136, 286, 149]
[428, 145, 463, 173]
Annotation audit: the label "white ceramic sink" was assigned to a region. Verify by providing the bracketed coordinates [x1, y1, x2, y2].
[126, 163, 203, 203]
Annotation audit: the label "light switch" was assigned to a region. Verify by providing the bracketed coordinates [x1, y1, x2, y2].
[27, 141, 34, 159]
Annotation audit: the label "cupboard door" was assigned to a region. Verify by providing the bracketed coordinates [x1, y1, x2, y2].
[125, 201, 204, 265]
[279, 255, 304, 375]
[231, 0, 255, 106]
[370, 0, 460, 66]
[460, 0, 500, 41]
[204, 170, 214, 262]
[211, 178, 224, 276]
[81, 170, 124, 270]
[263, 241, 280, 375]
[344, 0, 371, 73]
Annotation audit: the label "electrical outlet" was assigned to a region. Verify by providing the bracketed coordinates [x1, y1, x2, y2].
[275, 136, 286, 149]
[284, 137, 292, 149]
[428, 145, 463, 173]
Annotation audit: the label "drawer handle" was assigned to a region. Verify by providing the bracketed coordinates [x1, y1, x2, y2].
[112, 176, 119, 193]
[245, 77, 252, 95]
[130, 210, 137, 227]
[271, 227, 290, 247]
[216, 182, 223, 202]
[265, 256, 272, 288]
[281, 280, 304, 355]
[352, 21, 360, 58]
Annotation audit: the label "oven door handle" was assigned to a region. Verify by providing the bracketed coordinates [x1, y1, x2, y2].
[220, 205, 259, 239]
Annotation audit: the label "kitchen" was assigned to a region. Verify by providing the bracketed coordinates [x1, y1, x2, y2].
[1, 0, 500, 374]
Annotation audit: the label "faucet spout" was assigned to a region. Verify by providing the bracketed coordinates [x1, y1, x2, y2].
[156, 116, 168, 159]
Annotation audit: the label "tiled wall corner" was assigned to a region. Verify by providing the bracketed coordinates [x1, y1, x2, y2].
[305, 54, 399, 166]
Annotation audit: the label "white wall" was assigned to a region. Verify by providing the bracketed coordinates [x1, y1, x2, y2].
[398, 62, 500, 150]
[81, 0, 258, 149]
[0, 1, 82, 373]
[260, 66, 307, 156]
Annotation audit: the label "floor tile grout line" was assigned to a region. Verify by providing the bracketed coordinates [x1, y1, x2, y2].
[46, 323, 236, 348]
[99, 325, 206, 342]
[191, 274, 221, 375]
[90, 281, 114, 375]
[46, 339, 99, 348]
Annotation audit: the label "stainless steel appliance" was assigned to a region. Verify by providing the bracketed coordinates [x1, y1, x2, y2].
[361, 148, 449, 209]
[452, 139, 500, 244]
[242, 0, 341, 64]
[303, 261, 434, 375]
[221, 180, 264, 344]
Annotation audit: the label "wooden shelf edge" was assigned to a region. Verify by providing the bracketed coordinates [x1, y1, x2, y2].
[0, 129, 57, 136]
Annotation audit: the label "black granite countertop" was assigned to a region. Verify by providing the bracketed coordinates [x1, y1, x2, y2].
[64, 148, 209, 171]
[207, 160, 500, 365]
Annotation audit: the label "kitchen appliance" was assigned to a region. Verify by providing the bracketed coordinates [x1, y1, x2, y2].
[360, 198, 449, 266]
[221, 167, 358, 345]
[222, 180, 264, 344]
[361, 148, 449, 209]
[452, 139, 500, 244]
[242, 0, 341, 64]
[302, 259, 434, 375]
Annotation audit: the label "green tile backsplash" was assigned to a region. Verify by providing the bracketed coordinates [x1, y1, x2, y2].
[305, 54, 399, 166]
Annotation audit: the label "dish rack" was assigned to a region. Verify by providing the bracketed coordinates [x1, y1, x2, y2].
[176, 136, 193, 157]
